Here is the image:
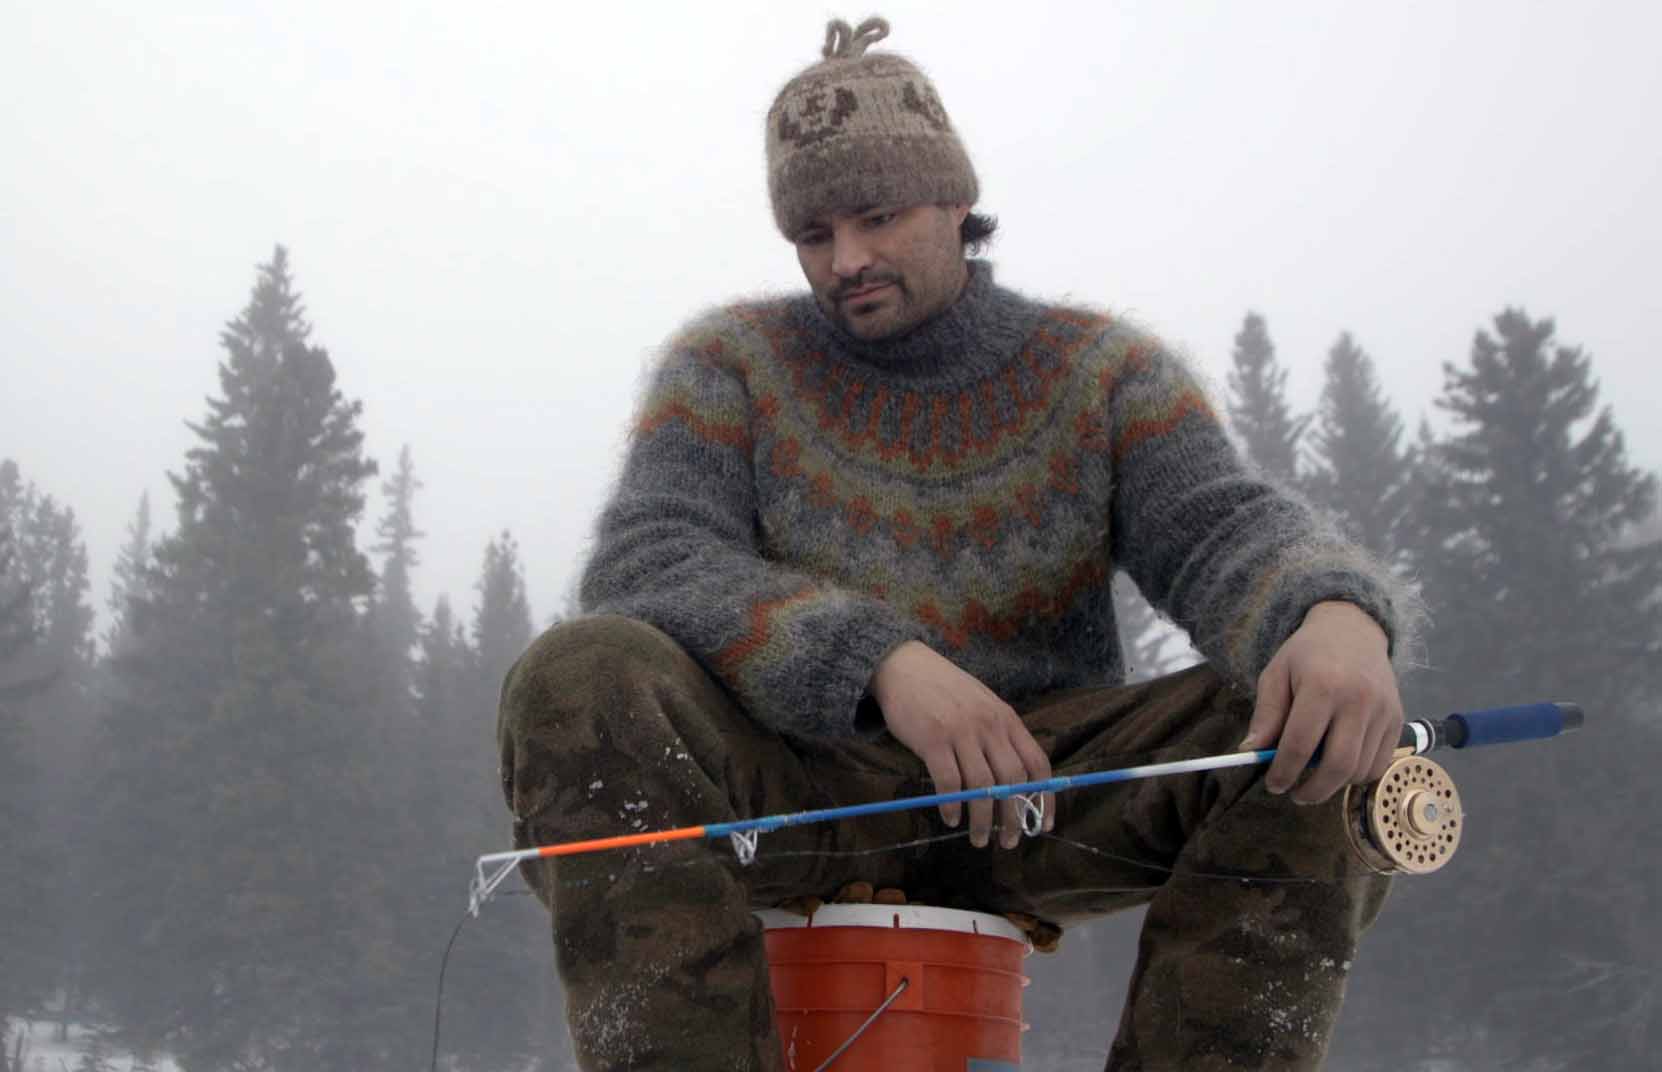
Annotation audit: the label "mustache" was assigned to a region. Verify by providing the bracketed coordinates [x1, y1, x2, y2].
[833, 274, 902, 301]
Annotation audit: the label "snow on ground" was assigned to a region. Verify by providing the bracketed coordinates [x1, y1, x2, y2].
[2, 1018, 181, 1072]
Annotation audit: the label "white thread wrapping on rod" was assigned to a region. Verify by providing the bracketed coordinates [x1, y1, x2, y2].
[730, 829, 761, 866]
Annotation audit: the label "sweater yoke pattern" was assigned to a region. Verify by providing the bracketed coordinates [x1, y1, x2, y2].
[634, 287, 1213, 677]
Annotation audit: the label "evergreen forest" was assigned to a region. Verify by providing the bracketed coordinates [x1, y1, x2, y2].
[2, 250, 1657, 1072]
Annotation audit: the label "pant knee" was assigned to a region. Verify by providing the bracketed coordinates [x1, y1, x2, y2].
[497, 616, 685, 814]
[511, 613, 688, 686]
[500, 615, 696, 733]
[497, 615, 754, 822]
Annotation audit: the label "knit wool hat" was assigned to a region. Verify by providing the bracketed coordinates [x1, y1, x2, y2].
[766, 16, 979, 240]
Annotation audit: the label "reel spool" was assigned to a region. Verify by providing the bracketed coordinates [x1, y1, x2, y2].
[1342, 754, 1464, 875]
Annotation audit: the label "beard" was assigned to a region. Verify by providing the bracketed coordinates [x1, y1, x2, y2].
[819, 274, 913, 340]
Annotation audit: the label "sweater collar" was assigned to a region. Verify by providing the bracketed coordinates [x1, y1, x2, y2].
[790, 260, 1041, 383]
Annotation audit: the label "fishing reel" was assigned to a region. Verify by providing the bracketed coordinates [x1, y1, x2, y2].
[1343, 753, 1462, 874]
[1339, 702, 1582, 875]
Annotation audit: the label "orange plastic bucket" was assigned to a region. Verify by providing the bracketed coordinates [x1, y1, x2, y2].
[758, 903, 1028, 1071]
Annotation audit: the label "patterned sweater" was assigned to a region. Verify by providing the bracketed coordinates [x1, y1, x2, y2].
[579, 263, 1405, 738]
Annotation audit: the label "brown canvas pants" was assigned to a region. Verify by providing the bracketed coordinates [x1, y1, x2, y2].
[497, 616, 1390, 1070]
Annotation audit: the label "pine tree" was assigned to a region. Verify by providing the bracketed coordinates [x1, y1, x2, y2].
[411, 594, 477, 907]
[0, 464, 97, 1034]
[1378, 309, 1662, 1066]
[0, 461, 94, 676]
[0, 527, 52, 1048]
[472, 530, 534, 688]
[369, 446, 423, 707]
[417, 563, 569, 1072]
[91, 248, 419, 1070]
[415, 596, 472, 730]
[90, 489, 158, 1033]
[105, 491, 153, 655]
[1225, 312, 1307, 483]
[361, 446, 425, 906]
[463, 528, 544, 1067]
[412, 596, 491, 1069]
[0, 527, 46, 700]
[1302, 333, 1412, 561]
[1414, 309, 1662, 709]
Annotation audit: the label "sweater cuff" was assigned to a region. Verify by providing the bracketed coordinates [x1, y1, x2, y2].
[1251, 567, 1402, 680]
[811, 611, 929, 737]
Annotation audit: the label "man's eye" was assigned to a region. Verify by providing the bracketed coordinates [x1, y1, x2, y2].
[798, 231, 829, 246]
[864, 213, 894, 228]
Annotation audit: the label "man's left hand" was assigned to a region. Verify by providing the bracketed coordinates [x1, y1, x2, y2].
[1239, 600, 1403, 805]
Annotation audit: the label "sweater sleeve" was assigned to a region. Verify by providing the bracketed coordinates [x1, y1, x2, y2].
[577, 313, 927, 737]
[1106, 336, 1418, 686]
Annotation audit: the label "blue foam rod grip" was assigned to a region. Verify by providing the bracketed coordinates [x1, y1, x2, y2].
[1449, 702, 1584, 748]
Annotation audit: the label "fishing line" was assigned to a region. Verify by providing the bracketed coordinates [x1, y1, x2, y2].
[434, 701, 1583, 1065]
[429, 822, 1324, 1070]
[430, 909, 469, 1072]
[1034, 832, 1326, 886]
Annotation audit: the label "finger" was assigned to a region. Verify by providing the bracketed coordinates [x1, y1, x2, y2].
[1352, 711, 1391, 786]
[1293, 701, 1363, 805]
[1372, 693, 1406, 781]
[1367, 713, 1399, 782]
[925, 747, 964, 828]
[1009, 723, 1053, 783]
[997, 794, 1023, 848]
[954, 741, 997, 849]
[1244, 657, 1293, 752]
[1349, 717, 1389, 784]
[987, 738, 1032, 849]
[1267, 684, 1328, 795]
[1007, 724, 1055, 839]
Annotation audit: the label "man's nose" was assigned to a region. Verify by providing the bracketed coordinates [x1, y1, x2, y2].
[831, 226, 875, 280]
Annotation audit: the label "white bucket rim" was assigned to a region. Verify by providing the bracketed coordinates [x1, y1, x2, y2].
[755, 903, 1027, 944]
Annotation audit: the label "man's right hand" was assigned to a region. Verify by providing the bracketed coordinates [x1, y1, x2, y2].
[868, 641, 1055, 849]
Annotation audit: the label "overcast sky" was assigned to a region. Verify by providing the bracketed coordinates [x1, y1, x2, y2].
[4, 1, 1658, 637]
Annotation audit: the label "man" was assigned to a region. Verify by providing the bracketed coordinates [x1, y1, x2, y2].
[498, 16, 1417, 1070]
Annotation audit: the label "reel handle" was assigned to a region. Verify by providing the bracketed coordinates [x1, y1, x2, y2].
[1400, 702, 1584, 754]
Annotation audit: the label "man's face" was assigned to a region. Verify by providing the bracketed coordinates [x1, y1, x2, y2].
[793, 202, 971, 341]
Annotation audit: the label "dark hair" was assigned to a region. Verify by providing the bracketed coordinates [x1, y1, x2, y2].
[960, 211, 999, 256]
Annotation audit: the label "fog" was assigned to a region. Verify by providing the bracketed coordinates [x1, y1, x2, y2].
[6, 2, 1658, 627]
[3, 3, 1658, 1070]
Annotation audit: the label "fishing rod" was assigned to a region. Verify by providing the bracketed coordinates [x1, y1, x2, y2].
[469, 701, 1584, 914]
